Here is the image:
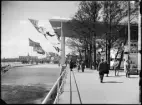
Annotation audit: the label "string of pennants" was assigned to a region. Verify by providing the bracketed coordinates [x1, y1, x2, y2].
[28, 18, 61, 53]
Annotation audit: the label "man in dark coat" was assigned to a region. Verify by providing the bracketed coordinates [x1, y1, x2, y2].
[70, 60, 74, 71]
[104, 61, 109, 77]
[98, 59, 107, 83]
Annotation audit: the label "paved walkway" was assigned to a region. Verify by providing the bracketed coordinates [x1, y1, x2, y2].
[59, 67, 140, 104]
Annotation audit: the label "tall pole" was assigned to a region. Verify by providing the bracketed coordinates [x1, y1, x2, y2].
[128, 1, 131, 55]
[138, 0, 141, 73]
[61, 21, 65, 66]
[106, 33, 107, 61]
[108, 1, 111, 70]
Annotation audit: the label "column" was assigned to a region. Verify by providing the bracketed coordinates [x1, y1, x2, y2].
[61, 21, 65, 66]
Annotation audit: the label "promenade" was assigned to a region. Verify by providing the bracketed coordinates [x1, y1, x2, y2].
[59, 67, 140, 104]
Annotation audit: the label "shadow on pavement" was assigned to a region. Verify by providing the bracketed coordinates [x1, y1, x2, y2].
[106, 75, 124, 77]
[103, 81, 123, 83]
[128, 76, 139, 78]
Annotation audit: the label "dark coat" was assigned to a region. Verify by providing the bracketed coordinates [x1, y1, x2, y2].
[81, 61, 85, 68]
[98, 61, 108, 74]
[70, 61, 74, 69]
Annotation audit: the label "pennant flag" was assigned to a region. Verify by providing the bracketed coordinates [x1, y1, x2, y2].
[29, 38, 40, 47]
[55, 32, 60, 41]
[46, 32, 55, 37]
[28, 18, 41, 33]
[29, 18, 60, 44]
[53, 46, 61, 52]
[33, 46, 45, 55]
[38, 26, 48, 39]
[28, 18, 48, 39]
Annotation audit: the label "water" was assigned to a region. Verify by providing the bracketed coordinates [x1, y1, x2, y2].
[1, 64, 61, 104]
[1, 62, 22, 67]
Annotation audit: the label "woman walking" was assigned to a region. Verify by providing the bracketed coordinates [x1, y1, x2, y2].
[124, 60, 130, 77]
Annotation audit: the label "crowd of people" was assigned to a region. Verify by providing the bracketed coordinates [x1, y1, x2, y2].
[69, 59, 86, 72]
[68, 57, 138, 83]
[69, 58, 109, 83]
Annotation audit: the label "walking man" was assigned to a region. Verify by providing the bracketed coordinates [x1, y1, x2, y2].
[81, 60, 85, 72]
[104, 60, 109, 77]
[98, 59, 106, 83]
[70, 60, 74, 71]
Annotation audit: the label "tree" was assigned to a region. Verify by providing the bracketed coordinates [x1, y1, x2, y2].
[100, 1, 138, 70]
[68, 1, 102, 69]
[66, 38, 83, 60]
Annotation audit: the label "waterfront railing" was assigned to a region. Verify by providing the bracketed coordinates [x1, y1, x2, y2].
[42, 65, 67, 104]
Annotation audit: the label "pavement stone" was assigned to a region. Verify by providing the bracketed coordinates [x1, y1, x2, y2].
[59, 68, 140, 104]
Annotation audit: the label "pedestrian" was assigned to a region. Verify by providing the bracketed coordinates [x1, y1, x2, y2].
[77, 60, 81, 72]
[98, 59, 106, 83]
[81, 60, 85, 72]
[104, 60, 109, 77]
[70, 60, 74, 71]
[125, 60, 130, 77]
[65, 60, 68, 67]
[113, 59, 119, 76]
[95, 61, 98, 70]
[73, 61, 77, 68]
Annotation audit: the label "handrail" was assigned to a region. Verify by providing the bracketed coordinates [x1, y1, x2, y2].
[53, 70, 68, 104]
[42, 65, 67, 104]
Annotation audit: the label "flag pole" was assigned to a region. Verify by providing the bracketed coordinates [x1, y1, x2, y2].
[31, 47, 32, 64]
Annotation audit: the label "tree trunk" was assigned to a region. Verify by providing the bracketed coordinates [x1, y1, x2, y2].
[90, 43, 92, 69]
[106, 34, 108, 61]
[84, 45, 87, 65]
[93, 38, 96, 70]
[84, 39, 88, 67]
[114, 48, 120, 60]
[107, 41, 111, 70]
[85, 40, 89, 68]
[87, 44, 90, 68]
[78, 48, 82, 61]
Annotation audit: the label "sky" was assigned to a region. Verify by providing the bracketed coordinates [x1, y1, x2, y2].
[1, 1, 80, 58]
